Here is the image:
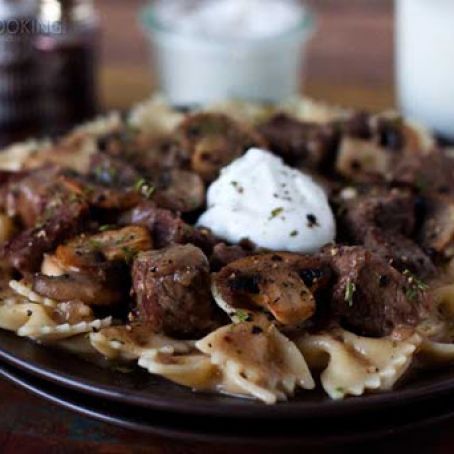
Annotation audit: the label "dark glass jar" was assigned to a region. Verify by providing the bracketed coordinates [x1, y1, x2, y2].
[0, 0, 40, 146]
[35, 0, 99, 137]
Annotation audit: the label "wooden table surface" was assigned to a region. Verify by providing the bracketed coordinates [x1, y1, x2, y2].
[1, 1, 453, 452]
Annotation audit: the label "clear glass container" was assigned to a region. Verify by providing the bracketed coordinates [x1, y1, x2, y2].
[396, 0, 454, 141]
[142, 0, 314, 107]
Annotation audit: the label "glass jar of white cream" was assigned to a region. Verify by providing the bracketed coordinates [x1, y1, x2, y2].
[396, 0, 454, 140]
[142, 0, 314, 107]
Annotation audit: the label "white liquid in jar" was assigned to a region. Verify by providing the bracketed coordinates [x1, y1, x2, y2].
[144, 0, 313, 106]
[396, 0, 454, 139]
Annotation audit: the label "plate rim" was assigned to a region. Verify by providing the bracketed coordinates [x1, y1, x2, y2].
[3, 361, 454, 446]
[0, 332, 454, 419]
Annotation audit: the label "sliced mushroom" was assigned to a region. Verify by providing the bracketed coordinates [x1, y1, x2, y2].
[212, 253, 332, 327]
[55, 225, 153, 271]
[177, 113, 265, 182]
[32, 268, 127, 306]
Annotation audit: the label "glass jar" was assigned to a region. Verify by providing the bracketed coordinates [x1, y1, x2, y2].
[0, 0, 40, 146]
[35, 0, 99, 137]
[396, 0, 454, 141]
[142, 0, 314, 107]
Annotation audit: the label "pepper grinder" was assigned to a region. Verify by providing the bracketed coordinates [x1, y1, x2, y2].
[35, 0, 99, 137]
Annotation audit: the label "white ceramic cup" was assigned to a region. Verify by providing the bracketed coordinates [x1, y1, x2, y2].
[396, 0, 454, 140]
[141, 1, 314, 107]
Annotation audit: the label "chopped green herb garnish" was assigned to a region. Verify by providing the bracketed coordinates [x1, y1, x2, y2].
[415, 176, 428, 193]
[403, 269, 428, 302]
[344, 280, 356, 307]
[269, 207, 284, 219]
[99, 224, 116, 232]
[234, 310, 251, 323]
[88, 239, 103, 250]
[230, 180, 244, 193]
[122, 246, 136, 264]
[134, 178, 155, 199]
[290, 230, 299, 237]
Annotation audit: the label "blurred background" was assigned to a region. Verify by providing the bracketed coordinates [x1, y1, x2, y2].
[0, 0, 403, 146]
[99, 0, 394, 111]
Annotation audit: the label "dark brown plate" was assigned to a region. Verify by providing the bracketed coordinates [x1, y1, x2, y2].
[0, 329, 453, 420]
[2, 359, 454, 447]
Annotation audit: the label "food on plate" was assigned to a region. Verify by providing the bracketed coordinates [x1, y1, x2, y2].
[0, 95, 453, 404]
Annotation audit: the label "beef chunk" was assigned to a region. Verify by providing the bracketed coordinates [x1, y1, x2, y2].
[363, 228, 436, 278]
[98, 130, 190, 172]
[177, 113, 265, 182]
[119, 202, 216, 253]
[89, 152, 141, 187]
[4, 166, 63, 228]
[2, 199, 88, 273]
[323, 245, 420, 337]
[151, 169, 205, 213]
[392, 148, 454, 195]
[257, 113, 339, 169]
[131, 244, 217, 337]
[419, 194, 454, 258]
[213, 253, 332, 327]
[338, 187, 417, 241]
[336, 187, 435, 277]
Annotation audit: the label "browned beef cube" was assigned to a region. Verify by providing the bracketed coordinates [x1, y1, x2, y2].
[119, 202, 216, 253]
[178, 112, 264, 182]
[2, 199, 88, 273]
[339, 188, 417, 241]
[89, 152, 141, 187]
[131, 244, 216, 337]
[363, 228, 436, 278]
[392, 148, 454, 195]
[257, 113, 339, 169]
[4, 166, 63, 228]
[323, 245, 420, 337]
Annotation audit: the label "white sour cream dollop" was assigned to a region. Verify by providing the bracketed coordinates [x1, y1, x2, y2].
[197, 148, 336, 253]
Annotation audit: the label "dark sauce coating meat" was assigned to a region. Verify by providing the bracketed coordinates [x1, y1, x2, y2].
[363, 228, 436, 278]
[213, 253, 332, 327]
[336, 187, 435, 278]
[97, 130, 190, 172]
[89, 152, 141, 187]
[3, 166, 66, 228]
[131, 244, 218, 337]
[257, 113, 339, 170]
[322, 245, 420, 337]
[391, 148, 454, 196]
[338, 187, 417, 240]
[177, 112, 265, 182]
[119, 201, 216, 253]
[94, 136, 204, 213]
[2, 190, 88, 272]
